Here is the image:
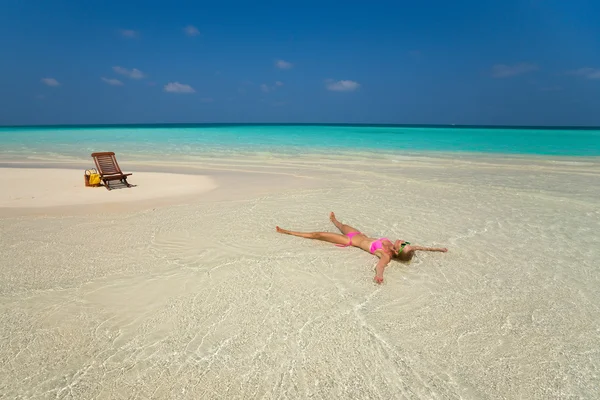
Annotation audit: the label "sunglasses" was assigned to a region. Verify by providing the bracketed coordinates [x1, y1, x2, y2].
[396, 241, 411, 254]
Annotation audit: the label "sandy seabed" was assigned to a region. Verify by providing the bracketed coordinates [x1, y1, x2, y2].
[0, 154, 599, 399]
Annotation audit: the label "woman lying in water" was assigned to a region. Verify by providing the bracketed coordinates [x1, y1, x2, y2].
[276, 212, 448, 284]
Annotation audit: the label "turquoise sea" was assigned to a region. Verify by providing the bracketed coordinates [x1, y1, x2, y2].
[0, 124, 599, 159]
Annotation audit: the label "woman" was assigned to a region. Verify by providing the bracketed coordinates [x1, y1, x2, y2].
[276, 212, 448, 284]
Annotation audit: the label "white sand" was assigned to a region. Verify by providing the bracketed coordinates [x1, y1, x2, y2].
[0, 168, 217, 209]
[1, 156, 599, 399]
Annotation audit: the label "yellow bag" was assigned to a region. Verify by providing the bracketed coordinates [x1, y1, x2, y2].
[89, 173, 101, 186]
[85, 168, 101, 187]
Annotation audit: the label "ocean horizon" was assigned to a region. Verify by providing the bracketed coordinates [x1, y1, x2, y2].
[3, 122, 600, 130]
[1, 123, 599, 158]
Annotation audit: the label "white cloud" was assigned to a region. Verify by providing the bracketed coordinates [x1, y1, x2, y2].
[275, 81, 284, 86]
[164, 82, 195, 93]
[275, 59, 293, 70]
[101, 77, 124, 86]
[184, 25, 200, 36]
[491, 63, 539, 78]
[41, 78, 60, 87]
[325, 79, 360, 92]
[120, 29, 139, 38]
[260, 84, 270, 93]
[568, 67, 600, 80]
[113, 66, 145, 79]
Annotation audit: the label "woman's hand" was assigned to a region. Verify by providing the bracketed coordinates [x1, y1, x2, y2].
[374, 255, 391, 284]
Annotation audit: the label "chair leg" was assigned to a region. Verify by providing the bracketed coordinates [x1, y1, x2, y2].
[104, 180, 111, 190]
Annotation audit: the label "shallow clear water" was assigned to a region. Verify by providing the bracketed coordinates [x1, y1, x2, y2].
[1, 124, 599, 158]
[1, 154, 599, 399]
[1, 125, 600, 398]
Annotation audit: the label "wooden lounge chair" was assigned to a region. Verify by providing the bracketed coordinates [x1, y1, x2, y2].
[90, 152, 133, 190]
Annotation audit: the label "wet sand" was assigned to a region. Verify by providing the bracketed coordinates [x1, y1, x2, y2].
[0, 155, 599, 399]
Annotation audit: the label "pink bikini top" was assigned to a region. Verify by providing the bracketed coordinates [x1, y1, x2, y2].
[369, 238, 390, 254]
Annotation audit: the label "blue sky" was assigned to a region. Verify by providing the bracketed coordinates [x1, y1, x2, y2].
[1, 0, 599, 126]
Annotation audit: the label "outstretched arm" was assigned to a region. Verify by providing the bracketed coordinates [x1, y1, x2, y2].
[374, 254, 391, 284]
[411, 245, 448, 252]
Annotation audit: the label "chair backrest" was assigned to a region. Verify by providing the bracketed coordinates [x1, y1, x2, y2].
[91, 152, 122, 176]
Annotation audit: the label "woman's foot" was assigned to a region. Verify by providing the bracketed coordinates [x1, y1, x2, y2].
[374, 275, 384, 284]
[330, 212, 342, 230]
[276, 226, 288, 234]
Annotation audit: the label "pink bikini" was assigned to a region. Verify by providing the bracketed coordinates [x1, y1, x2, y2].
[336, 231, 389, 254]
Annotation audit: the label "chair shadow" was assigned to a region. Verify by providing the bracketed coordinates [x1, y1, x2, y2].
[103, 182, 137, 190]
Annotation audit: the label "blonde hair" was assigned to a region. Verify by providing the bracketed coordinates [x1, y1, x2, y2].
[397, 249, 414, 262]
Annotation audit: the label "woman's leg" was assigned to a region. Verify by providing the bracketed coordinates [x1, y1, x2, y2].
[330, 212, 361, 235]
[276, 226, 350, 246]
